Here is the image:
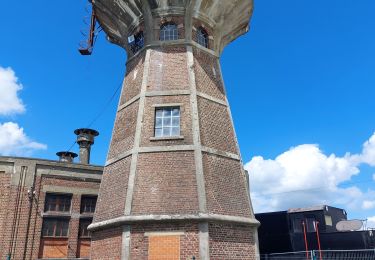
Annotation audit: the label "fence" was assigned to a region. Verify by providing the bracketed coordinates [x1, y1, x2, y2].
[261, 249, 375, 260]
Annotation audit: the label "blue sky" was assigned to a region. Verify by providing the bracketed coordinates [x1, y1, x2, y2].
[0, 1, 374, 226]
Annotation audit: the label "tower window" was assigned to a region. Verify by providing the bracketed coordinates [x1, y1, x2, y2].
[197, 27, 209, 48]
[154, 107, 180, 137]
[130, 31, 144, 54]
[160, 23, 178, 41]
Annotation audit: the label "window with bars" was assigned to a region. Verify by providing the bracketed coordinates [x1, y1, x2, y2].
[130, 31, 144, 54]
[79, 219, 93, 238]
[197, 27, 209, 48]
[80, 196, 97, 214]
[44, 194, 72, 213]
[154, 107, 180, 137]
[42, 218, 69, 237]
[160, 23, 179, 41]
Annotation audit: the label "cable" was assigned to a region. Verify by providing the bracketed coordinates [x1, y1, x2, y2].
[86, 81, 123, 128]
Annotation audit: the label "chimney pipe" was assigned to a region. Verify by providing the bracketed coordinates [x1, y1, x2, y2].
[56, 151, 78, 163]
[74, 128, 99, 164]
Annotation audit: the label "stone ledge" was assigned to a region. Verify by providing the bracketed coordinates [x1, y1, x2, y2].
[88, 213, 260, 232]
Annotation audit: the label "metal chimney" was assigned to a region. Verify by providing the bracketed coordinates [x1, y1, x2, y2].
[56, 151, 78, 163]
[74, 128, 99, 164]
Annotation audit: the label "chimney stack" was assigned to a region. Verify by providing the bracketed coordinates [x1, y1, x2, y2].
[56, 151, 78, 163]
[74, 128, 99, 164]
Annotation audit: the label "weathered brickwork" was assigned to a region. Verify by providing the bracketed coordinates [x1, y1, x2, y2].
[0, 172, 11, 257]
[209, 223, 256, 260]
[203, 153, 251, 217]
[198, 97, 238, 154]
[91, 227, 123, 260]
[194, 50, 225, 101]
[131, 223, 200, 260]
[119, 54, 145, 104]
[0, 159, 102, 260]
[148, 47, 189, 91]
[107, 101, 138, 160]
[141, 95, 193, 147]
[94, 157, 130, 222]
[132, 152, 199, 215]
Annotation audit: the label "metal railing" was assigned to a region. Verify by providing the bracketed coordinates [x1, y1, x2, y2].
[261, 249, 375, 260]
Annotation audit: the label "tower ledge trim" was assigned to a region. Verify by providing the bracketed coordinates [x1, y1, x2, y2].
[88, 213, 260, 232]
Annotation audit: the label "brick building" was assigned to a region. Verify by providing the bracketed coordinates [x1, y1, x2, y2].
[0, 129, 103, 260]
[0, 1, 261, 259]
[88, 0, 260, 260]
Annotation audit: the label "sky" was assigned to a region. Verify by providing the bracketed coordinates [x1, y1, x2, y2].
[0, 1, 374, 227]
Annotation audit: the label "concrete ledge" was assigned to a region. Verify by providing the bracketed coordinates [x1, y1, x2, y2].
[88, 213, 260, 231]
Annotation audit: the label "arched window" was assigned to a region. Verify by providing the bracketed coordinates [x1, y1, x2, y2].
[197, 27, 209, 48]
[160, 23, 178, 41]
[130, 31, 144, 54]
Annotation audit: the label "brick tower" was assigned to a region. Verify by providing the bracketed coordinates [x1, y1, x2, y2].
[89, 1, 259, 259]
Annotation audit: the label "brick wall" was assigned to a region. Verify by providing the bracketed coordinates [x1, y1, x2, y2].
[203, 154, 251, 217]
[119, 54, 145, 104]
[148, 47, 189, 91]
[194, 50, 225, 101]
[209, 222, 257, 260]
[0, 161, 102, 260]
[94, 157, 131, 223]
[198, 97, 238, 154]
[132, 152, 199, 215]
[107, 101, 138, 160]
[91, 227, 123, 260]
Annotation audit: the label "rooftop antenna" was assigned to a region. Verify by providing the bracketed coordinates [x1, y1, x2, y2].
[78, 1, 99, 55]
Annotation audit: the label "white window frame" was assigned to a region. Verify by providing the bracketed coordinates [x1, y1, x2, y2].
[154, 106, 181, 138]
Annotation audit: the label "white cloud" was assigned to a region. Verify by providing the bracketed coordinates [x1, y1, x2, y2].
[246, 133, 375, 213]
[362, 200, 375, 210]
[0, 66, 25, 115]
[367, 216, 375, 228]
[0, 122, 46, 156]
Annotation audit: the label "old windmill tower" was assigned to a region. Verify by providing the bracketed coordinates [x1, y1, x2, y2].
[87, 0, 259, 259]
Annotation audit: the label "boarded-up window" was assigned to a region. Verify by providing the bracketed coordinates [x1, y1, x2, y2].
[38, 238, 68, 259]
[148, 235, 180, 260]
[77, 239, 91, 258]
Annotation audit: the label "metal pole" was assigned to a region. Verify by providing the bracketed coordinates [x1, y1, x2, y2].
[315, 222, 323, 260]
[302, 221, 310, 260]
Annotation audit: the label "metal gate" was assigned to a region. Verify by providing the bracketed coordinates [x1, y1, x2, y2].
[261, 249, 375, 260]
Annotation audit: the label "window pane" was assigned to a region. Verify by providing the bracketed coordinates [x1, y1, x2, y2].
[171, 127, 180, 136]
[172, 117, 180, 127]
[163, 109, 172, 117]
[163, 127, 171, 136]
[172, 108, 180, 116]
[155, 118, 162, 128]
[325, 215, 333, 226]
[155, 128, 163, 137]
[306, 218, 316, 232]
[45, 194, 71, 213]
[163, 117, 171, 126]
[293, 218, 303, 233]
[42, 219, 69, 237]
[156, 109, 163, 118]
